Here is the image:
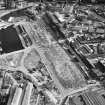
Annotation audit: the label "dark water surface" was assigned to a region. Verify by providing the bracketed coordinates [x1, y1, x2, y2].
[0, 25, 24, 54]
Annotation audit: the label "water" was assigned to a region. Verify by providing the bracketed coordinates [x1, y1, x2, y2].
[0, 25, 24, 54]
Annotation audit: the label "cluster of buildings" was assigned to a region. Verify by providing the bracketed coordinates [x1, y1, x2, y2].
[0, 1, 105, 105]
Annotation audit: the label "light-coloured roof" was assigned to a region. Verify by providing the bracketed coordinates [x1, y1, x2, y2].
[0, 21, 12, 29]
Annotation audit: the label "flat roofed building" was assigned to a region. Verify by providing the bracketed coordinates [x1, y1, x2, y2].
[11, 87, 22, 105]
[22, 82, 33, 105]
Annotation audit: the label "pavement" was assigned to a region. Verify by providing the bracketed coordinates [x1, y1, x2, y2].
[0, 4, 33, 19]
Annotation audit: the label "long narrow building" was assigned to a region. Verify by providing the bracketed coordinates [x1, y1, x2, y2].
[22, 82, 33, 105]
[11, 87, 22, 105]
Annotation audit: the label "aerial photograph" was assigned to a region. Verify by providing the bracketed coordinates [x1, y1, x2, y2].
[1, 0, 105, 105]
